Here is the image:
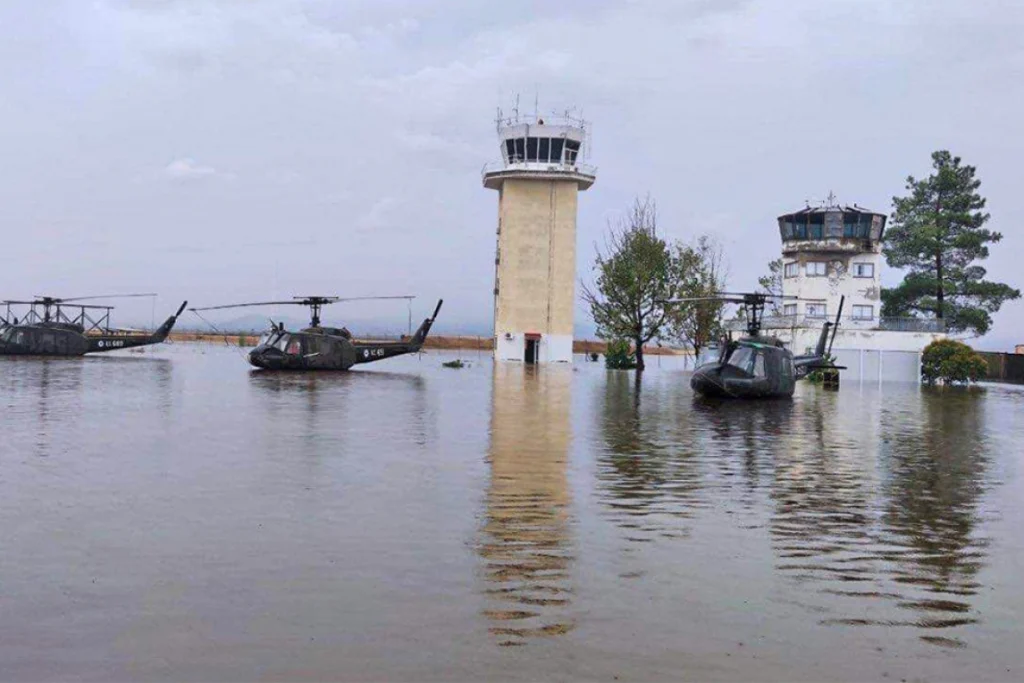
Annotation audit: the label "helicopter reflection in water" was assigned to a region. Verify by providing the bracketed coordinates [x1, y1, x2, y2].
[478, 365, 575, 646]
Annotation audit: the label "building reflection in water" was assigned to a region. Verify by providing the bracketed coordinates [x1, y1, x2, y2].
[768, 386, 992, 648]
[479, 364, 574, 646]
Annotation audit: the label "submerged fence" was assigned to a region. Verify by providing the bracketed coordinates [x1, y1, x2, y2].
[977, 352, 1024, 384]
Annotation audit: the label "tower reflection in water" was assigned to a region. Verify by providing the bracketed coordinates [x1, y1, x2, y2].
[479, 364, 575, 646]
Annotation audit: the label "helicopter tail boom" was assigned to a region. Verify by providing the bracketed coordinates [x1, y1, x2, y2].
[85, 300, 187, 353]
[350, 299, 443, 365]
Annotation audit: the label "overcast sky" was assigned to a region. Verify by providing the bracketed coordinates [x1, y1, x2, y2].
[2, 0, 1021, 347]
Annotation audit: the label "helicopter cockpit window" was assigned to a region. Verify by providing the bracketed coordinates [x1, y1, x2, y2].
[274, 334, 291, 352]
[781, 356, 794, 379]
[726, 346, 756, 374]
[259, 331, 282, 348]
[285, 337, 302, 355]
[753, 353, 766, 378]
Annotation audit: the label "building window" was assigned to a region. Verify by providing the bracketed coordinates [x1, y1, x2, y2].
[784, 262, 799, 278]
[526, 137, 539, 161]
[806, 303, 827, 318]
[564, 140, 580, 165]
[550, 138, 564, 163]
[783, 303, 797, 316]
[808, 214, 824, 239]
[852, 262, 874, 278]
[807, 261, 827, 277]
[852, 305, 873, 320]
[539, 137, 550, 162]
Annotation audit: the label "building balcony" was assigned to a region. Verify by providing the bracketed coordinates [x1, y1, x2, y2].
[481, 160, 597, 190]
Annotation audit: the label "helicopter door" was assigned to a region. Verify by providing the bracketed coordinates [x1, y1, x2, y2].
[39, 331, 57, 354]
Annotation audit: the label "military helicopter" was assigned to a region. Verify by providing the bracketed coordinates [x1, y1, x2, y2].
[672, 292, 844, 399]
[189, 296, 443, 371]
[0, 294, 187, 357]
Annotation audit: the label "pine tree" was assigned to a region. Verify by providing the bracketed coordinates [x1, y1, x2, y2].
[884, 151, 1019, 335]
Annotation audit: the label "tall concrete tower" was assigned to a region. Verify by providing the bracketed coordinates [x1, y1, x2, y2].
[482, 110, 596, 364]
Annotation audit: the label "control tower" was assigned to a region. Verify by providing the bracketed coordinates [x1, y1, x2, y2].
[777, 194, 887, 323]
[482, 109, 596, 364]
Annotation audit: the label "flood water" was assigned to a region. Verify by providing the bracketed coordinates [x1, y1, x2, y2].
[2, 345, 1023, 681]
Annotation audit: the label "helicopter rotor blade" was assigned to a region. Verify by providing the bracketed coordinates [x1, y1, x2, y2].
[326, 295, 415, 303]
[663, 297, 745, 304]
[191, 295, 417, 313]
[189, 301, 308, 312]
[33, 293, 158, 303]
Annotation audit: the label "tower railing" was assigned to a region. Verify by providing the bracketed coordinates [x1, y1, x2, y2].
[725, 315, 945, 333]
[481, 160, 598, 178]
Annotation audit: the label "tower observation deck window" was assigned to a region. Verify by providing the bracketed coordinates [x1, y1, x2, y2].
[565, 140, 580, 165]
[808, 213, 824, 240]
[526, 137, 539, 161]
[539, 138, 550, 162]
[781, 217, 808, 240]
[550, 139, 564, 163]
[509, 138, 524, 162]
[843, 212, 873, 239]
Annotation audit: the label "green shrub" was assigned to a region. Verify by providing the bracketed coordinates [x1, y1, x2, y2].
[806, 353, 836, 384]
[921, 339, 988, 385]
[604, 339, 637, 370]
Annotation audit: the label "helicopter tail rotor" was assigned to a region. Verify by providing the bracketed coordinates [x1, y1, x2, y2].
[410, 299, 443, 348]
[827, 295, 845, 357]
[152, 301, 189, 342]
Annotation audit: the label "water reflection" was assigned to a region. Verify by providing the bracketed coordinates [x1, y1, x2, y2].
[768, 387, 992, 648]
[596, 372, 708, 543]
[879, 389, 991, 646]
[479, 365, 575, 646]
[247, 369, 431, 453]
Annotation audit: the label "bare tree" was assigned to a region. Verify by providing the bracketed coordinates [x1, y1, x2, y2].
[582, 197, 675, 371]
[667, 235, 728, 362]
[758, 257, 784, 314]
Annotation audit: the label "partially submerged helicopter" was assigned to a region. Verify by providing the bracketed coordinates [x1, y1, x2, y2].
[0, 295, 187, 357]
[190, 296, 443, 371]
[676, 292, 844, 399]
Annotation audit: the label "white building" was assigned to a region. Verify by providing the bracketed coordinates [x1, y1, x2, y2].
[769, 198, 945, 381]
[482, 111, 596, 364]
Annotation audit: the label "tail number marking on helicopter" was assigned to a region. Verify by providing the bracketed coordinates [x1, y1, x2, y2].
[97, 340, 125, 348]
[363, 348, 385, 358]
